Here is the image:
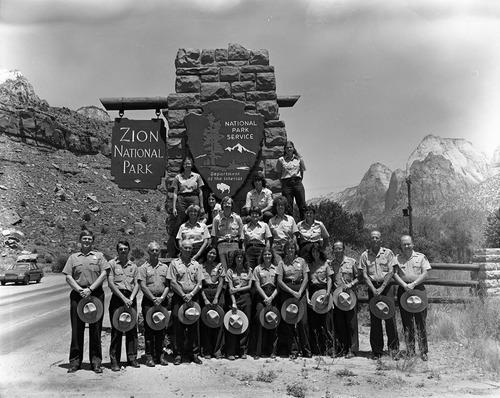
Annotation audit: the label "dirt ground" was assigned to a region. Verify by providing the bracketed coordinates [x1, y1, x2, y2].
[2, 322, 500, 398]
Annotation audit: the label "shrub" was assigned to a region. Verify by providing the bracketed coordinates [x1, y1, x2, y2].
[82, 213, 91, 222]
[256, 370, 277, 383]
[286, 382, 306, 398]
[141, 214, 148, 223]
[52, 255, 68, 273]
[131, 248, 145, 262]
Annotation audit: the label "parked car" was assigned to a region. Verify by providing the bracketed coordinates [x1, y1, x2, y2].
[0, 254, 43, 285]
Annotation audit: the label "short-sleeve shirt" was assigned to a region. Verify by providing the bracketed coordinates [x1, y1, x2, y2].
[308, 260, 334, 285]
[244, 188, 273, 210]
[62, 250, 110, 287]
[359, 247, 394, 283]
[278, 155, 306, 179]
[252, 264, 278, 287]
[297, 220, 329, 243]
[331, 256, 358, 288]
[202, 262, 226, 287]
[277, 257, 309, 283]
[268, 214, 298, 243]
[211, 212, 244, 241]
[108, 257, 138, 292]
[243, 221, 271, 245]
[173, 172, 204, 194]
[392, 251, 431, 283]
[176, 221, 210, 244]
[225, 268, 253, 288]
[167, 258, 204, 294]
[138, 260, 169, 296]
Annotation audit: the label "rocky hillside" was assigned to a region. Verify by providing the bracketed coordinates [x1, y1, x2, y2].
[311, 135, 500, 223]
[0, 71, 168, 268]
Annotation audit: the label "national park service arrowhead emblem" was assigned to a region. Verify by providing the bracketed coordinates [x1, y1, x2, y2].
[184, 99, 265, 200]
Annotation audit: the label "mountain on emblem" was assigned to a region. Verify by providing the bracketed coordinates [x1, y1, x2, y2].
[184, 99, 265, 200]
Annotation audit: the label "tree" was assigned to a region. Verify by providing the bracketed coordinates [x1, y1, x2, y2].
[202, 112, 224, 166]
[485, 207, 500, 248]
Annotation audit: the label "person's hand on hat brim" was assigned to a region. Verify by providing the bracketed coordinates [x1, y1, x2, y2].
[320, 292, 330, 305]
[231, 303, 238, 313]
[212, 297, 219, 306]
[153, 296, 164, 306]
[203, 297, 211, 306]
[183, 292, 194, 303]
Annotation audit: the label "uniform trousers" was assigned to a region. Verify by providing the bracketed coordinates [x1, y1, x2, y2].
[277, 283, 311, 357]
[368, 283, 399, 355]
[200, 286, 225, 358]
[307, 284, 334, 356]
[397, 285, 428, 355]
[281, 177, 306, 221]
[254, 285, 278, 357]
[225, 292, 251, 356]
[217, 242, 239, 270]
[171, 294, 200, 359]
[68, 287, 105, 368]
[141, 295, 167, 361]
[333, 301, 359, 355]
[108, 290, 138, 364]
[246, 244, 266, 268]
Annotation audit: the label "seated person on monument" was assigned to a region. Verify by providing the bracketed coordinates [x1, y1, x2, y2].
[241, 172, 273, 223]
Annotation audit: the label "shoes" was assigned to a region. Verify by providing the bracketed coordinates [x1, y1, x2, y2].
[204, 355, 212, 360]
[160, 357, 169, 366]
[128, 360, 140, 368]
[110, 363, 120, 372]
[192, 356, 203, 365]
[93, 366, 103, 374]
[289, 354, 297, 360]
[270, 354, 276, 359]
[228, 355, 236, 361]
[174, 356, 182, 366]
[215, 354, 222, 360]
[421, 353, 428, 362]
[303, 352, 312, 358]
[240, 354, 247, 359]
[145, 359, 155, 367]
[371, 353, 382, 360]
[345, 352, 355, 359]
[67, 365, 80, 373]
[254, 356, 260, 360]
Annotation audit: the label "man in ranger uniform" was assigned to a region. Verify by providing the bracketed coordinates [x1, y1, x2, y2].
[359, 230, 399, 359]
[392, 235, 431, 361]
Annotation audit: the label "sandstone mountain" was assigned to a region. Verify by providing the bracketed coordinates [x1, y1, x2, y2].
[311, 135, 500, 224]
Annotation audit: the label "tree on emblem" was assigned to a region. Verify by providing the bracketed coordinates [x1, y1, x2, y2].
[202, 112, 224, 166]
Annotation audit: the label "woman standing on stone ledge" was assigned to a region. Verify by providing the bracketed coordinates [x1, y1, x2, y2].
[277, 141, 307, 221]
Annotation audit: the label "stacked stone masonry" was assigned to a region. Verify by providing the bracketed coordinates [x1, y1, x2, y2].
[163, 43, 287, 211]
[472, 248, 500, 296]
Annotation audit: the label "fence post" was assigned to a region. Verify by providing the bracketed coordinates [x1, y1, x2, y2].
[471, 248, 500, 299]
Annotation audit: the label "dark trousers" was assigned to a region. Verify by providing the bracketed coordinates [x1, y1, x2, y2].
[333, 304, 359, 355]
[68, 288, 104, 368]
[109, 291, 138, 364]
[226, 292, 251, 356]
[278, 287, 311, 357]
[254, 299, 278, 357]
[307, 285, 334, 356]
[246, 244, 266, 268]
[368, 284, 399, 355]
[171, 294, 200, 359]
[397, 285, 428, 355]
[281, 177, 306, 220]
[141, 296, 166, 361]
[200, 287, 225, 357]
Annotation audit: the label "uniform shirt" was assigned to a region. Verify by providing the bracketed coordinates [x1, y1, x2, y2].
[202, 262, 226, 287]
[331, 256, 358, 288]
[137, 260, 169, 296]
[173, 172, 204, 194]
[243, 221, 271, 245]
[392, 251, 431, 283]
[62, 250, 110, 287]
[167, 257, 204, 294]
[277, 257, 309, 284]
[225, 268, 253, 288]
[268, 214, 298, 244]
[108, 257, 138, 292]
[359, 247, 394, 283]
[176, 221, 210, 244]
[308, 260, 334, 285]
[278, 155, 306, 179]
[252, 264, 278, 287]
[244, 188, 273, 210]
[297, 219, 329, 243]
[211, 212, 244, 241]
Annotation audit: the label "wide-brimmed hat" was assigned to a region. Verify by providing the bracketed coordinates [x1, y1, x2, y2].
[112, 305, 137, 332]
[77, 296, 104, 324]
[401, 289, 428, 313]
[178, 301, 201, 325]
[310, 289, 334, 314]
[332, 286, 357, 312]
[146, 305, 170, 331]
[369, 296, 396, 320]
[223, 309, 249, 335]
[281, 297, 305, 324]
[259, 306, 281, 329]
[200, 305, 225, 328]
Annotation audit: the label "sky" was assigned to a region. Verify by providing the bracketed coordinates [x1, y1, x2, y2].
[1, 0, 500, 198]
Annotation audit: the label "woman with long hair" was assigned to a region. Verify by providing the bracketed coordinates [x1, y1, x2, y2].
[297, 205, 330, 262]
